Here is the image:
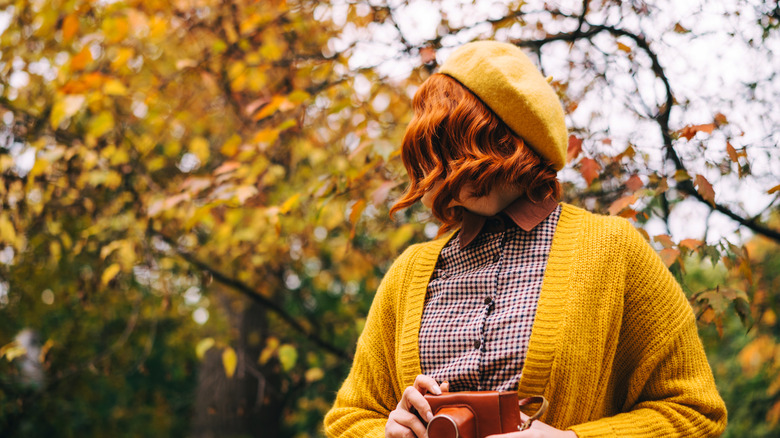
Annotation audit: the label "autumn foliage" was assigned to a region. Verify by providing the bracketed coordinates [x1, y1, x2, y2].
[0, 0, 779, 436]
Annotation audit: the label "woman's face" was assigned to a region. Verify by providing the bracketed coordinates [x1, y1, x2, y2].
[420, 180, 524, 217]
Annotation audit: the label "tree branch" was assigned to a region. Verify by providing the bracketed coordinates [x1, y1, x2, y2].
[156, 233, 352, 361]
[515, 23, 780, 243]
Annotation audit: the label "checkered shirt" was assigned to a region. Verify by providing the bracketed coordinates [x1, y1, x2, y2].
[419, 204, 561, 392]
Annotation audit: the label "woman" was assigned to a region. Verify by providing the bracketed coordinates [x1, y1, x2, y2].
[324, 41, 727, 437]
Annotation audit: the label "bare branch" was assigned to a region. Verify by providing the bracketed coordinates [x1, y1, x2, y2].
[513, 24, 780, 243]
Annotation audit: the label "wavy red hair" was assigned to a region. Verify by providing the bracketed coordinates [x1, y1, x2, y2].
[390, 74, 561, 233]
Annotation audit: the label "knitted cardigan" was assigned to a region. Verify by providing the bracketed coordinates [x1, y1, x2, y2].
[324, 203, 727, 437]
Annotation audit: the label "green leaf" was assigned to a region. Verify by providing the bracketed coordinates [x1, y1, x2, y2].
[278, 344, 297, 371]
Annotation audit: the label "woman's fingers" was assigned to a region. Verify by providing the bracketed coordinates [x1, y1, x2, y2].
[387, 406, 428, 438]
[413, 374, 442, 396]
[385, 375, 447, 438]
[401, 386, 434, 422]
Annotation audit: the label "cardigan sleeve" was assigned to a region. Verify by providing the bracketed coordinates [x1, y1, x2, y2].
[569, 223, 727, 437]
[323, 249, 411, 438]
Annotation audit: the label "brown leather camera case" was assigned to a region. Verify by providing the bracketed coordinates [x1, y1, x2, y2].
[424, 391, 526, 438]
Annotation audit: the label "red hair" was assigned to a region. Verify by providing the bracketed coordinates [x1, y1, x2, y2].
[390, 74, 561, 233]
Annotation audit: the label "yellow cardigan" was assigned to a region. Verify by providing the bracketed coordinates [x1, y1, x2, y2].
[324, 203, 727, 437]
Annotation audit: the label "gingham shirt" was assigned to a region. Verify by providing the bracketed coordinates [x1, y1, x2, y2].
[419, 197, 560, 392]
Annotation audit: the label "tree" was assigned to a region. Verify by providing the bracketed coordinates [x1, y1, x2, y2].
[0, 0, 778, 436]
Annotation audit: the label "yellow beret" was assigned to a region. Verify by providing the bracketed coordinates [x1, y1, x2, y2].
[439, 41, 568, 171]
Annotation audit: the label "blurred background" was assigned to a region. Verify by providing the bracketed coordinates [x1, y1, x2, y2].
[0, 0, 778, 436]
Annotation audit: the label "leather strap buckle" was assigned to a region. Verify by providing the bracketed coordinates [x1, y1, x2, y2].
[517, 396, 549, 431]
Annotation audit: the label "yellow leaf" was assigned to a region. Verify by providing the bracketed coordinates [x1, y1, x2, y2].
[103, 79, 128, 96]
[287, 90, 310, 104]
[278, 118, 297, 131]
[148, 16, 167, 40]
[0, 342, 27, 362]
[673, 169, 690, 182]
[111, 47, 134, 71]
[163, 140, 181, 158]
[222, 347, 238, 378]
[105, 171, 122, 189]
[231, 72, 247, 92]
[0, 214, 17, 244]
[50, 241, 61, 263]
[239, 12, 264, 35]
[223, 21, 238, 43]
[252, 128, 280, 147]
[109, 147, 130, 166]
[189, 137, 211, 163]
[278, 344, 297, 371]
[260, 40, 283, 61]
[305, 367, 325, 382]
[220, 134, 242, 157]
[0, 155, 14, 172]
[196, 338, 215, 360]
[50, 95, 86, 128]
[254, 95, 287, 120]
[101, 263, 121, 285]
[39, 339, 55, 363]
[768, 184, 780, 195]
[389, 224, 415, 252]
[87, 111, 115, 139]
[258, 337, 279, 365]
[100, 240, 122, 259]
[103, 16, 129, 43]
[279, 193, 301, 214]
[134, 134, 155, 156]
[617, 42, 632, 53]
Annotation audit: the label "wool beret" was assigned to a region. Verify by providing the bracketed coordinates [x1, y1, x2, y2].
[439, 41, 568, 171]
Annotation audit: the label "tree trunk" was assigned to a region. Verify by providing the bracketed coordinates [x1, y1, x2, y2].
[190, 300, 285, 437]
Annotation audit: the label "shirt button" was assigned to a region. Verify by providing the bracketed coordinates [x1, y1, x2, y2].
[473, 339, 481, 349]
[492, 253, 501, 263]
[484, 296, 493, 305]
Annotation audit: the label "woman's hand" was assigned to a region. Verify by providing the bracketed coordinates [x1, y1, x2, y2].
[385, 375, 449, 438]
[485, 411, 577, 438]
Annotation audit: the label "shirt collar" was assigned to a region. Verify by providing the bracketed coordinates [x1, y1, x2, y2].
[458, 195, 559, 249]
